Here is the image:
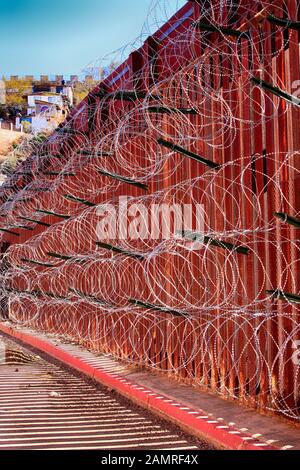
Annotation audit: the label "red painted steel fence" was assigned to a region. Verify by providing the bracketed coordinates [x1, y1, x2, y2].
[0, 0, 299, 421]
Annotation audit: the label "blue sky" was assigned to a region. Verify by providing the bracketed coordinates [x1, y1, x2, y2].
[0, 0, 185, 77]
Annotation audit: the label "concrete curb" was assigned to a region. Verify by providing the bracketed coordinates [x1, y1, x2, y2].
[0, 322, 278, 451]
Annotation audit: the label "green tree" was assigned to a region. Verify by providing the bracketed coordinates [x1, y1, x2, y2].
[3, 77, 32, 108]
[73, 78, 98, 105]
[73, 62, 120, 105]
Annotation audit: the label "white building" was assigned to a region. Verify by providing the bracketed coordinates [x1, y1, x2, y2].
[27, 94, 63, 116]
[0, 80, 6, 105]
[22, 86, 73, 134]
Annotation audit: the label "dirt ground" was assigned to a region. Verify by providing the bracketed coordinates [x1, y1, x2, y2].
[0, 128, 23, 161]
